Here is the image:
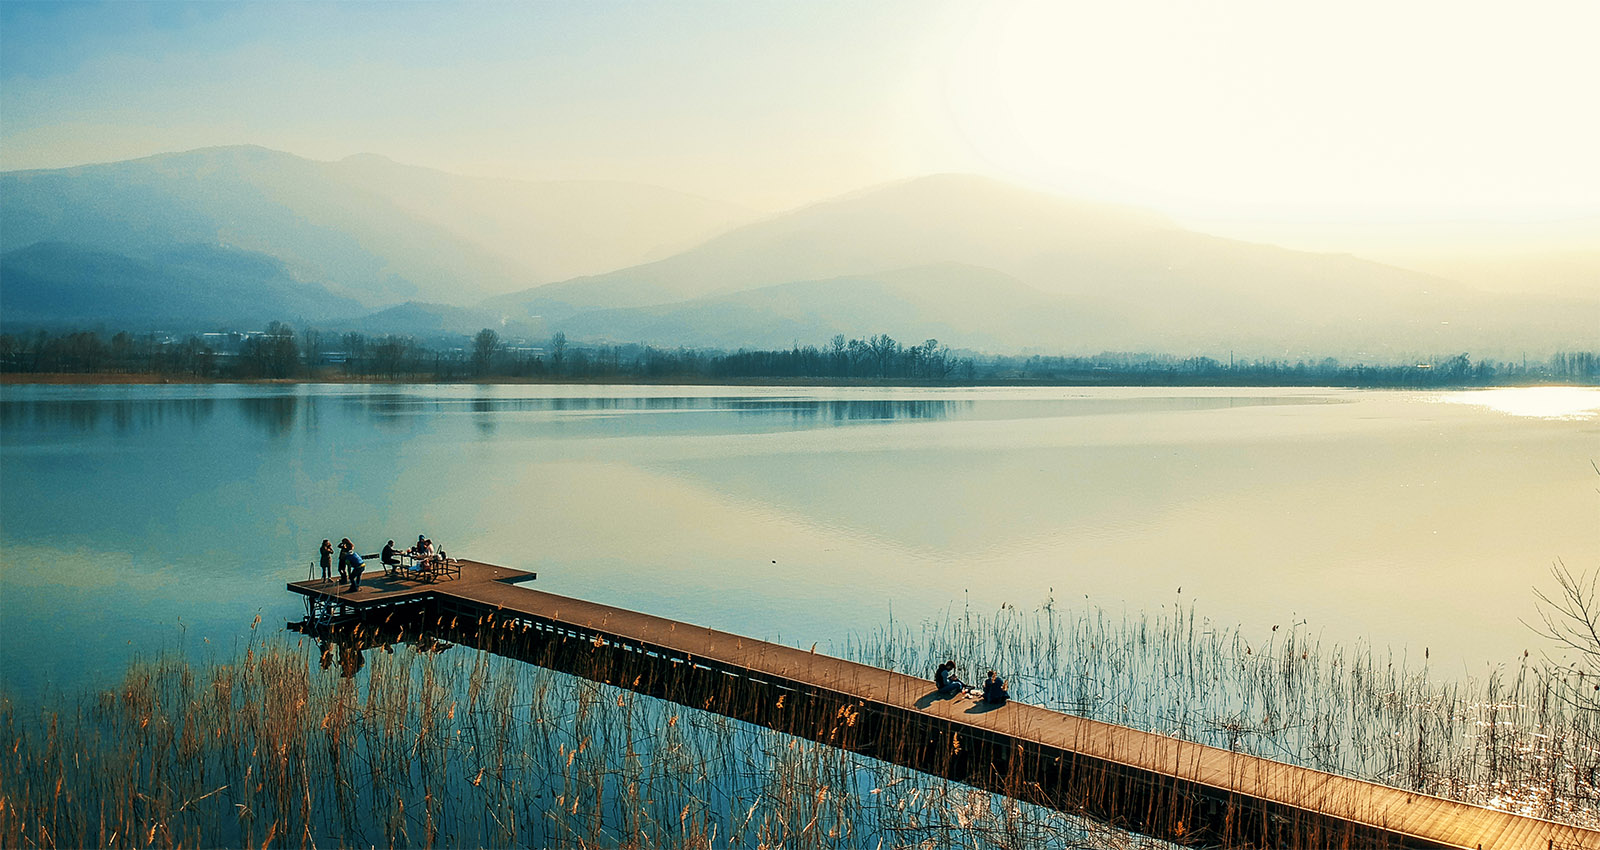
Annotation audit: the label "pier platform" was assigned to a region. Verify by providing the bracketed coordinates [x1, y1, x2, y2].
[288, 561, 1598, 849]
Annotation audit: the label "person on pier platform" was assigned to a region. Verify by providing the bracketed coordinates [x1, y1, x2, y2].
[382, 540, 401, 568]
[319, 539, 334, 582]
[345, 547, 366, 592]
[337, 538, 353, 583]
[981, 670, 1009, 706]
[414, 538, 439, 569]
[934, 660, 965, 697]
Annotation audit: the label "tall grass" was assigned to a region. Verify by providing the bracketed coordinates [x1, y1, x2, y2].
[0, 623, 1156, 849]
[839, 595, 1600, 828]
[2, 596, 1595, 848]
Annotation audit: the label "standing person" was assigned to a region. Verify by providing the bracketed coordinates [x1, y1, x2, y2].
[337, 538, 353, 584]
[934, 660, 965, 697]
[981, 670, 1009, 706]
[319, 539, 334, 582]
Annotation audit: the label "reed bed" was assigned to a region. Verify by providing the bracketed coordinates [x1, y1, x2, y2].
[2, 595, 1595, 848]
[0, 622, 1160, 849]
[838, 595, 1600, 829]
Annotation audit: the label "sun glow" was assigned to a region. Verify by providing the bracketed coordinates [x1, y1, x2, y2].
[1438, 387, 1600, 420]
[941, 0, 1600, 222]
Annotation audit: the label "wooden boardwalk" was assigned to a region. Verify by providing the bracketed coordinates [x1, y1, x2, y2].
[289, 560, 1599, 849]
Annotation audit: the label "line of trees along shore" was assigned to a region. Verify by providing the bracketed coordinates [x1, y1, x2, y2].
[2, 324, 1596, 387]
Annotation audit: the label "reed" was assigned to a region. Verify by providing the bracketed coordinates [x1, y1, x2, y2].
[839, 595, 1600, 828]
[0, 633, 1137, 848]
[1, 595, 1594, 848]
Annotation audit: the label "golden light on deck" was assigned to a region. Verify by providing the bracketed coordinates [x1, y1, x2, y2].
[1439, 387, 1600, 420]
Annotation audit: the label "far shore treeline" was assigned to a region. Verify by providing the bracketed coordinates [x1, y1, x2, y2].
[2, 322, 1596, 388]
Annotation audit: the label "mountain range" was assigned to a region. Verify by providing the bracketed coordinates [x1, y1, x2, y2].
[1, 146, 748, 306]
[2, 146, 1593, 358]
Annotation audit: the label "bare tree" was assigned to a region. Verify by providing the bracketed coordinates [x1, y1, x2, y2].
[371, 335, 411, 380]
[550, 331, 568, 373]
[471, 328, 500, 377]
[1528, 461, 1600, 713]
[867, 333, 898, 378]
[1531, 559, 1600, 713]
[301, 327, 322, 376]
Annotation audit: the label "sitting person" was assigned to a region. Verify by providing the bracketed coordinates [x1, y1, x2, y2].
[934, 660, 965, 697]
[406, 538, 439, 572]
[381, 540, 401, 567]
[980, 670, 1009, 706]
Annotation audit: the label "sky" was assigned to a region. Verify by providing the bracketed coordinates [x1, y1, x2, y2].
[3, 0, 1598, 253]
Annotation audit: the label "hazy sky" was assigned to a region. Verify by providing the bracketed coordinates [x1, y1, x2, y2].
[3, 0, 1598, 247]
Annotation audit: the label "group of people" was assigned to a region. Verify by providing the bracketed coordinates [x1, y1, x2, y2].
[318, 538, 367, 592]
[384, 536, 443, 571]
[318, 535, 445, 592]
[934, 660, 1009, 706]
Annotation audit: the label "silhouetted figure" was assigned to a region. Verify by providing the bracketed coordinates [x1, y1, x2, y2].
[337, 538, 353, 583]
[981, 670, 1009, 706]
[345, 548, 365, 592]
[935, 659, 965, 697]
[382, 540, 400, 567]
[319, 539, 334, 582]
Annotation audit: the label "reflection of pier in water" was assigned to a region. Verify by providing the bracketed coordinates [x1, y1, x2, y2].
[288, 562, 1593, 849]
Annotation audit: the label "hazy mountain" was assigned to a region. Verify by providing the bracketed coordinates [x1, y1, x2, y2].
[4, 152, 1589, 356]
[0, 146, 752, 307]
[493, 174, 1597, 357]
[0, 242, 362, 328]
[497, 173, 1178, 312]
[341, 301, 541, 338]
[553, 263, 1087, 350]
[329, 154, 753, 283]
[1376, 247, 1600, 301]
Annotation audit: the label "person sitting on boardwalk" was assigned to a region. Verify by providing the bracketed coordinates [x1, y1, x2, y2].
[382, 540, 401, 570]
[934, 660, 965, 697]
[320, 539, 334, 582]
[981, 670, 1009, 706]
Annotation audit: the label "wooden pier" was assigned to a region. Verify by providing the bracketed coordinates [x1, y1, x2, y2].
[289, 560, 1599, 850]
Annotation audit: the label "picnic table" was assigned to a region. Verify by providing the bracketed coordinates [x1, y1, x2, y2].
[384, 550, 461, 583]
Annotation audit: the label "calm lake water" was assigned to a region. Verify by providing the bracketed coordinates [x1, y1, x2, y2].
[1, 383, 1596, 699]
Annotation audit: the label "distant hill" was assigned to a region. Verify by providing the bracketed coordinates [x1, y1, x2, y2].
[494, 173, 1179, 313]
[0, 146, 752, 307]
[340, 301, 541, 338]
[3, 152, 1591, 357]
[491, 174, 1598, 357]
[552, 263, 1089, 350]
[0, 242, 362, 328]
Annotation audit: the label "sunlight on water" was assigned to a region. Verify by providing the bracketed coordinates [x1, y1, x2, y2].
[1437, 386, 1600, 420]
[2, 384, 1596, 701]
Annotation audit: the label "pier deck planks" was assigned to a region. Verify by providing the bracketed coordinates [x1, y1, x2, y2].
[288, 559, 1599, 850]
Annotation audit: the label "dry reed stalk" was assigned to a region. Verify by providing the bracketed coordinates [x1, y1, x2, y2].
[1, 596, 1594, 848]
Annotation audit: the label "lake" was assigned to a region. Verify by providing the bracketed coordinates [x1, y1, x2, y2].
[1, 383, 1596, 699]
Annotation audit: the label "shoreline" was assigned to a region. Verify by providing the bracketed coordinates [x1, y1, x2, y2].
[3, 371, 1591, 389]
